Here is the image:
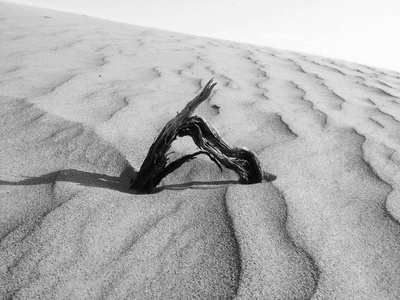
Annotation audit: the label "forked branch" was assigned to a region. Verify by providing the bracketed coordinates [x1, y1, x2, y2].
[131, 79, 265, 193]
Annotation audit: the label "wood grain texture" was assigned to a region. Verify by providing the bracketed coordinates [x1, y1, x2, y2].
[131, 79, 264, 192]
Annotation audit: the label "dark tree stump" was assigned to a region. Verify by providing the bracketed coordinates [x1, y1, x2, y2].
[131, 79, 267, 193]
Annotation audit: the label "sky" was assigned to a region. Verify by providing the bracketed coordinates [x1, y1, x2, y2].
[5, 0, 400, 73]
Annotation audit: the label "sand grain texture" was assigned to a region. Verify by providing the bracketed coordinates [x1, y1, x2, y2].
[1, 2, 400, 299]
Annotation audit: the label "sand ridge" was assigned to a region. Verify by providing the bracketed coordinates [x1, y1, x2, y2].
[1, 2, 400, 299]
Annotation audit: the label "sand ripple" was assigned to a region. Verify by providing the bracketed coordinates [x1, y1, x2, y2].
[2, 2, 400, 299]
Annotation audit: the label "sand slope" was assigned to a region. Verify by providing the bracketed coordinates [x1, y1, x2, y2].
[1, 2, 400, 299]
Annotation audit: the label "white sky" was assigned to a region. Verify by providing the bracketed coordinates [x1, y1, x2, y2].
[5, 0, 400, 73]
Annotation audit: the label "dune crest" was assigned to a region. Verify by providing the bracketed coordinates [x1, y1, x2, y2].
[2, 2, 400, 299]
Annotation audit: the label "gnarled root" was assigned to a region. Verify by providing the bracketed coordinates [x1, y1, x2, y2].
[131, 79, 266, 193]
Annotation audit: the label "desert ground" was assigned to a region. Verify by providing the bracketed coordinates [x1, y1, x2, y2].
[1, 2, 400, 299]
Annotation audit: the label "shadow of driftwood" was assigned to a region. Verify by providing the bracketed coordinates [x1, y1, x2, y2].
[0, 165, 137, 194]
[156, 172, 277, 192]
[156, 180, 241, 192]
[0, 167, 276, 194]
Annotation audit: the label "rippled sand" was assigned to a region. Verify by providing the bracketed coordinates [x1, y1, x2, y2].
[1, 2, 400, 299]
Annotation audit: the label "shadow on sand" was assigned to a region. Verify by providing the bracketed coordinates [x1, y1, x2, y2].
[0, 167, 276, 194]
[0, 165, 137, 194]
[156, 180, 241, 192]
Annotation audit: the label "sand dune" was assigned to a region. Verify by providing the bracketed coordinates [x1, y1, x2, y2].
[1, 2, 400, 299]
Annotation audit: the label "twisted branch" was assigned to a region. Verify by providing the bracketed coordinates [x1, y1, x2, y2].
[131, 79, 265, 193]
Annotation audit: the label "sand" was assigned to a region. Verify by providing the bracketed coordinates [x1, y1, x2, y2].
[1, 2, 400, 299]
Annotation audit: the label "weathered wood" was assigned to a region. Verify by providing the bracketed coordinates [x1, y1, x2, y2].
[131, 79, 266, 193]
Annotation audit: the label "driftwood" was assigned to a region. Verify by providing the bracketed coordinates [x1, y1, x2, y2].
[131, 79, 265, 193]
